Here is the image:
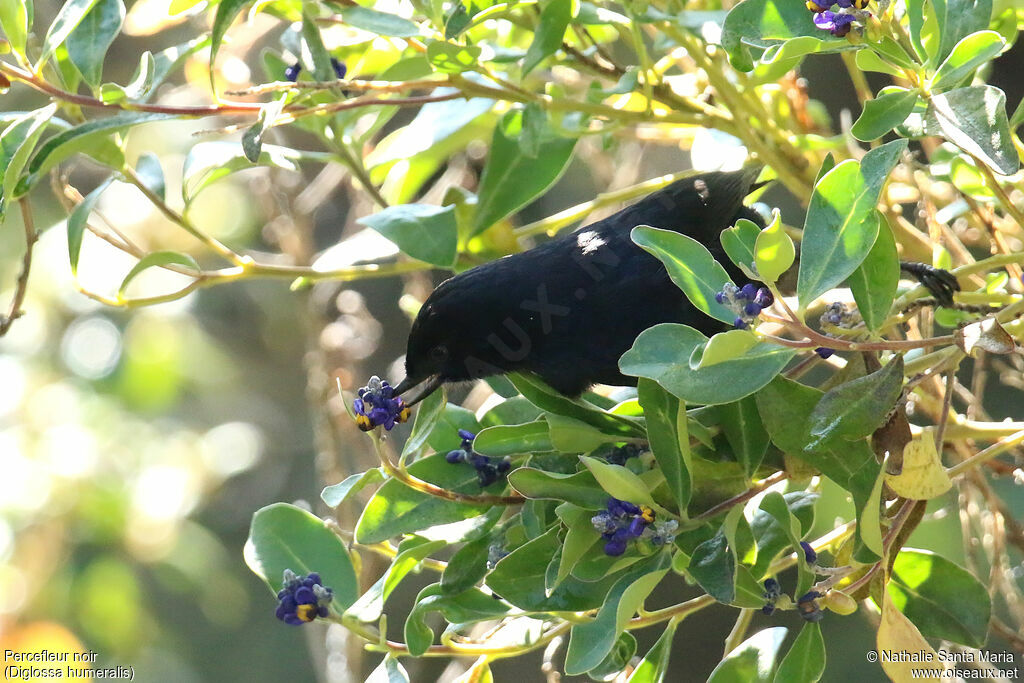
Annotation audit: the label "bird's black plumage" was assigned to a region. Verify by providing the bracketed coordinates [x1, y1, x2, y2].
[393, 166, 960, 404]
[395, 167, 766, 400]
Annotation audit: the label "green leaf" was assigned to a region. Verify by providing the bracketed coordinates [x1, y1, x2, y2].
[440, 534, 492, 595]
[632, 225, 736, 325]
[721, 0, 845, 71]
[716, 396, 769, 476]
[0, 0, 30, 55]
[552, 504, 601, 591]
[40, 0, 101, 63]
[930, 0, 993, 65]
[924, 85, 1019, 175]
[341, 6, 419, 37]
[366, 656, 409, 683]
[472, 111, 576, 236]
[65, 0, 124, 87]
[931, 30, 1005, 90]
[545, 414, 618, 453]
[620, 324, 796, 406]
[579, 456, 663, 512]
[67, 178, 113, 275]
[118, 251, 200, 297]
[749, 491, 818, 579]
[401, 388, 446, 458]
[426, 40, 482, 73]
[851, 89, 920, 142]
[134, 152, 165, 202]
[0, 105, 57, 212]
[625, 618, 678, 683]
[243, 503, 359, 609]
[210, 0, 251, 80]
[242, 96, 285, 163]
[753, 210, 795, 283]
[755, 377, 883, 560]
[102, 51, 156, 104]
[23, 112, 173, 192]
[357, 204, 457, 268]
[404, 584, 511, 655]
[472, 420, 553, 457]
[707, 627, 788, 683]
[721, 218, 761, 278]
[355, 454, 498, 544]
[588, 632, 637, 682]
[797, 140, 906, 309]
[688, 531, 735, 603]
[486, 528, 640, 611]
[759, 492, 814, 597]
[855, 48, 904, 77]
[321, 468, 384, 508]
[345, 538, 446, 623]
[637, 379, 691, 510]
[774, 622, 825, 683]
[564, 559, 670, 675]
[508, 468, 607, 508]
[509, 373, 645, 438]
[888, 549, 991, 648]
[807, 355, 905, 449]
[523, 0, 573, 75]
[848, 213, 900, 331]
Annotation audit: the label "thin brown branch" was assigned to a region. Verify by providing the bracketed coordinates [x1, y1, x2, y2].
[0, 199, 38, 337]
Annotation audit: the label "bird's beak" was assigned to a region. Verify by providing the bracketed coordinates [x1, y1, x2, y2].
[393, 374, 444, 407]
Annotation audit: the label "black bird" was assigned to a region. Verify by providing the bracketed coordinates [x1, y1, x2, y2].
[393, 167, 958, 404]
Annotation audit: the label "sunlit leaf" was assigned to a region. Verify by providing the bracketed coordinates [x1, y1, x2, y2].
[64, 0, 124, 87]
[341, 6, 419, 37]
[620, 324, 796, 405]
[848, 213, 900, 331]
[472, 111, 576, 236]
[886, 432, 951, 500]
[244, 503, 359, 609]
[523, 0, 573, 75]
[706, 626, 787, 682]
[565, 558, 670, 675]
[797, 140, 906, 309]
[753, 210, 794, 284]
[774, 623, 825, 683]
[888, 549, 991, 648]
[118, 251, 200, 297]
[357, 204, 458, 268]
[632, 225, 736, 325]
[851, 88, 919, 142]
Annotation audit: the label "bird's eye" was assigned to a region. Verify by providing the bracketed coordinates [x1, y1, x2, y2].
[430, 345, 449, 362]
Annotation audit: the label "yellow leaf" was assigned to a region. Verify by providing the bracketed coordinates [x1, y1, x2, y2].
[694, 329, 759, 368]
[886, 431, 952, 500]
[877, 585, 945, 682]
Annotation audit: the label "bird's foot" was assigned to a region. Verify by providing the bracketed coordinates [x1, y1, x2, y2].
[899, 262, 960, 307]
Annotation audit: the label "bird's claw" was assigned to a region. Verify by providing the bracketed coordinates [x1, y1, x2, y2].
[899, 262, 960, 307]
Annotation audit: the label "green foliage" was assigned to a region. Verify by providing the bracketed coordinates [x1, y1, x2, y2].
[7, 0, 1023, 679]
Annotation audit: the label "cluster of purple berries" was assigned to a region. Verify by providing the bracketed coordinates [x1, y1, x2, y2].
[446, 430, 511, 487]
[715, 283, 774, 329]
[275, 570, 333, 626]
[353, 376, 410, 431]
[591, 498, 677, 557]
[285, 57, 347, 82]
[820, 301, 852, 327]
[806, 0, 870, 37]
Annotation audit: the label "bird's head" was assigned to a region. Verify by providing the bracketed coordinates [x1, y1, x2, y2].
[392, 288, 490, 405]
